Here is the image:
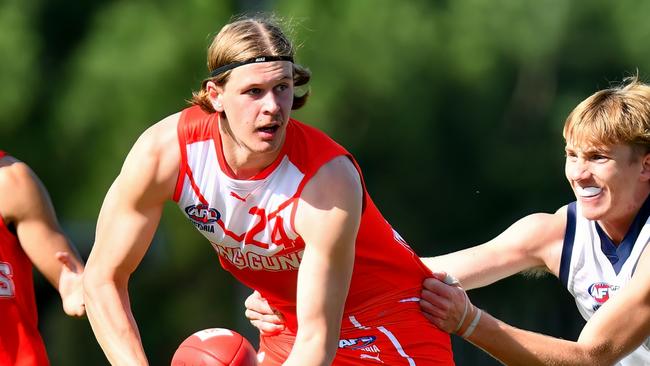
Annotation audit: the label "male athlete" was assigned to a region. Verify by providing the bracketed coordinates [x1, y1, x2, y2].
[83, 15, 453, 365]
[246, 77, 650, 365]
[0, 151, 85, 365]
[419, 76, 650, 365]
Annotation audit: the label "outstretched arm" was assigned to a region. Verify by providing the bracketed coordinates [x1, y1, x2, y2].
[0, 157, 85, 316]
[420, 209, 567, 290]
[282, 156, 362, 366]
[421, 245, 650, 365]
[243, 208, 568, 332]
[83, 116, 179, 366]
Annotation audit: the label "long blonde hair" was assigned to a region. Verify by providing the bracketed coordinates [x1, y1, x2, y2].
[191, 14, 311, 113]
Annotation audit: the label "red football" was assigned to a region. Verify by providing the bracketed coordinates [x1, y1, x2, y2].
[171, 328, 258, 366]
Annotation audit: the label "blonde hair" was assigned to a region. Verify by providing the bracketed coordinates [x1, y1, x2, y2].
[563, 75, 650, 154]
[191, 14, 311, 113]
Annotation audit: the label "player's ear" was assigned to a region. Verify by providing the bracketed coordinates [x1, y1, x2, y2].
[206, 81, 224, 112]
[640, 150, 650, 182]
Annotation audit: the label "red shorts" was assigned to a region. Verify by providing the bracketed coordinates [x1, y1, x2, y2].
[258, 303, 454, 365]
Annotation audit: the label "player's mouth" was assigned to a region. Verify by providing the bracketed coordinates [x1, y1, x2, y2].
[256, 124, 281, 139]
[576, 186, 602, 198]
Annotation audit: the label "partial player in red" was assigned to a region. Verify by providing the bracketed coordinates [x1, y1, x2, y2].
[172, 328, 258, 366]
[83, 14, 453, 366]
[0, 150, 85, 365]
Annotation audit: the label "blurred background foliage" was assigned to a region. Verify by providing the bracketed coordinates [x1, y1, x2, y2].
[1, 0, 648, 364]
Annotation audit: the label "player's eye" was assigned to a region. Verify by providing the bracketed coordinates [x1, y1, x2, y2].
[246, 88, 262, 96]
[591, 154, 608, 162]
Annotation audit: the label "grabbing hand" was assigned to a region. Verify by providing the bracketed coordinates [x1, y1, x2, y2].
[56, 251, 85, 317]
[244, 290, 285, 336]
[420, 271, 480, 337]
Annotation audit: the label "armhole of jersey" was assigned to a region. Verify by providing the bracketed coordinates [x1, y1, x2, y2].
[559, 202, 577, 287]
[289, 153, 366, 233]
[347, 155, 368, 212]
[172, 111, 189, 202]
[0, 151, 17, 237]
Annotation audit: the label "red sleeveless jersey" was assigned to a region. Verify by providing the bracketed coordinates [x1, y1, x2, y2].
[173, 107, 453, 364]
[0, 151, 50, 366]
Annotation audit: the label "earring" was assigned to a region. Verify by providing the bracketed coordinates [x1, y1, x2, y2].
[215, 101, 222, 110]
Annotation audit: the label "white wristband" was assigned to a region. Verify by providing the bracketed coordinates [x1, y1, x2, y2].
[443, 273, 460, 286]
[453, 293, 469, 333]
[461, 308, 481, 338]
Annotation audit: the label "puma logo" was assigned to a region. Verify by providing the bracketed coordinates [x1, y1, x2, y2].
[360, 354, 383, 363]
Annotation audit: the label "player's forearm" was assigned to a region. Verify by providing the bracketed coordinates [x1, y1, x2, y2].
[466, 310, 613, 366]
[84, 277, 149, 366]
[421, 254, 494, 290]
[282, 332, 336, 366]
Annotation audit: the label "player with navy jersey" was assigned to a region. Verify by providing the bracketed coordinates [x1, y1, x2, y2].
[83, 15, 453, 366]
[415, 76, 650, 365]
[0, 151, 85, 366]
[246, 76, 650, 365]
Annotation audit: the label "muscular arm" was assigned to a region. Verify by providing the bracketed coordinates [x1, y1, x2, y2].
[282, 156, 361, 366]
[421, 209, 567, 289]
[244, 205, 567, 333]
[451, 245, 650, 366]
[421, 208, 650, 365]
[83, 115, 179, 366]
[0, 158, 85, 316]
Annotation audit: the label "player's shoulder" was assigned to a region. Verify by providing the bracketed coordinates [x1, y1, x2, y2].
[506, 207, 568, 274]
[125, 112, 181, 165]
[311, 156, 360, 191]
[511, 206, 568, 248]
[136, 111, 182, 150]
[0, 157, 42, 219]
[523, 205, 568, 228]
[117, 112, 182, 196]
[0, 156, 37, 194]
[300, 156, 362, 212]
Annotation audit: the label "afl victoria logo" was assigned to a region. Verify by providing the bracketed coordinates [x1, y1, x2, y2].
[588, 282, 611, 303]
[185, 204, 221, 224]
[338, 336, 377, 350]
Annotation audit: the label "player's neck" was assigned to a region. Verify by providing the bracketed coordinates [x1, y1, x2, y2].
[598, 190, 650, 245]
[220, 141, 283, 180]
[598, 220, 631, 246]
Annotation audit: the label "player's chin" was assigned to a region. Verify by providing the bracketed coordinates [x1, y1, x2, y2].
[580, 205, 608, 221]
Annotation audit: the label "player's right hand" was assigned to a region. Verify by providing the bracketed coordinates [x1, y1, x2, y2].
[244, 290, 285, 336]
[420, 271, 472, 334]
[56, 251, 85, 317]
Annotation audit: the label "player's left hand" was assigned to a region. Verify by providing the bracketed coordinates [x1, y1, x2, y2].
[244, 290, 285, 336]
[56, 251, 85, 317]
[420, 271, 471, 334]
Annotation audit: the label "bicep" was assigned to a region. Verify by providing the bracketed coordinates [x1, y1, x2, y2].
[423, 211, 566, 290]
[86, 130, 178, 283]
[293, 157, 361, 343]
[12, 164, 78, 286]
[577, 247, 650, 363]
[89, 179, 164, 280]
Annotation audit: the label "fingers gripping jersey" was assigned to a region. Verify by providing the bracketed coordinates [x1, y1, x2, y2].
[560, 200, 650, 365]
[173, 107, 453, 364]
[0, 151, 50, 366]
